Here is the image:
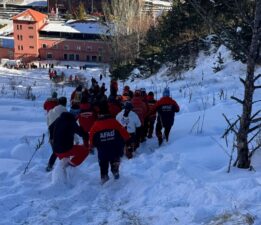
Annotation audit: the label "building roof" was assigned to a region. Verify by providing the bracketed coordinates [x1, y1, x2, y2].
[145, 0, 172, 7]
[40, 21, 112, 36]
[12, 9, 47, 22]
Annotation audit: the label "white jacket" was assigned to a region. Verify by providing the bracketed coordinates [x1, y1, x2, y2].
[116, 110, 141, 133]
[47, 105, 67, 127]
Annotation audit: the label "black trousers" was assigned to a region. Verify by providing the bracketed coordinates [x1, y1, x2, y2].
[99, 157, 120, 178]
[155, 121, 172, 142]
[144, 117, 156, 137]
[47, 137, 57, 168]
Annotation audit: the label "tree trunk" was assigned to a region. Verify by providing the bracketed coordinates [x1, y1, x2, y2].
[236, 0, 261, 168]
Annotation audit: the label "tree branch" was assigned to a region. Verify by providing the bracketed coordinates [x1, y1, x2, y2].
[253, 100, 261, 104]
[254, 85, 261, 89]
[248, 129, 260, 144]
[240, 78, 246, 86]
[249, 143, 261, 158]
[231, 96, 244, 104]
[248, 123, 261, 133]
[251, 110, 261, 120]
[251, 117, 261, 123]
[254, 74, 261, 82]
[222, 114, 239, 138]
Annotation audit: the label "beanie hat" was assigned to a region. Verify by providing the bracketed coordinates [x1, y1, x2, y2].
[52, 91, 58, 98]
[148, 91, 154, 96]
[124, 101, 133, 110]
[58, 96, 67, 106]
[163, 88, 170, 97]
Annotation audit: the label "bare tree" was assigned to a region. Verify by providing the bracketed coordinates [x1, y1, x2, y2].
[102, 0, 153, 66]
[189, 0, 261, 169]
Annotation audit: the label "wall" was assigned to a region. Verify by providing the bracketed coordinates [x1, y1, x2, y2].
[0, 47, 14, 60]
[13, 20, 39, 58]
[38, 38, 111, 63]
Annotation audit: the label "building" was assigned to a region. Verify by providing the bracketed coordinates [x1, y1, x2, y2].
[0, 8, 111, 63]
[13, 9, 48, 60]
[38, 20, 111, 62]
[143, 0, 172, 16]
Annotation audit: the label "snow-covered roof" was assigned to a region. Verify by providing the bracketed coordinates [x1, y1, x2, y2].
[6, 0, 47, 6]
[0, 36, 14, 40]
[0, 21, 13, 36]
[144, 0, 172, 7]
[40, 21, 112, 36]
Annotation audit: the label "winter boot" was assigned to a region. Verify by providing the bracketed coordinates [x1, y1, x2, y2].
[125, 147, 133, 159]
[46, 164, 53, 172]
[112, 162, 120, 179]
[101, 174, 109, 184]
[113, 172, 120, 179]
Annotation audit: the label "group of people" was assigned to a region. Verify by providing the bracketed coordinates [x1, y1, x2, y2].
[43, 78, 180, 184]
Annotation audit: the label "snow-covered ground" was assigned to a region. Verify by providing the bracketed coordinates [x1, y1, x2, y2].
[0, 46, 261, 225]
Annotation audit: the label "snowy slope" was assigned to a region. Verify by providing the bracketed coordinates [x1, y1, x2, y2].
[0, 46, 261, 225]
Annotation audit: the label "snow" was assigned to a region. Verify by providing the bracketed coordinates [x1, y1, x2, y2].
[0, 46, 261, 225]
[13, 0, 47, 6]
[0, 19, 13, 36]
[41, 21, 111, 36]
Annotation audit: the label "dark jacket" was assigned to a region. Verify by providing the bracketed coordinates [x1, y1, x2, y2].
[90, 115, 130, 160]
[155, 97, 180, 127]
[52, 112, 88, 153]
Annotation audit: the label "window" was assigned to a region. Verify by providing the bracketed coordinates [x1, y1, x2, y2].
[20, 35, 23, 41]
[20, 25, 22, 30]
[64, 45, 69, 50]
[42, 44, 47, 48]
[18, 45, 20, 50]
[21, 45, 23, 50]
[69, 54, 74, 60]
[86, 55, 90, 61]
[53, 44, 58, 49]
[17, 24, 19, 30]
[29, 35, 33, 39]
[98, 56, 102, 62]
[17, 35, 19, 40]
[76, 46, 81, 50]
[76, 54, 79, 61]
[87, 46, 92, 51]
[29, 46, 34, 49]
[98, 48, 102, 52]
[64, 54, 68, 60]
[47, 53, 53, 59]
[92, 56, 97, 62]
[28, 26, 33, 30]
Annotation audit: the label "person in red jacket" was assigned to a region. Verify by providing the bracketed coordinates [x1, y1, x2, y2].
[145, 91, 157, 138]
[43, 92, 58, 112]
[131, 90, 148, 144]
[89, 104, 130, 184]
[155, 87, 180, 146]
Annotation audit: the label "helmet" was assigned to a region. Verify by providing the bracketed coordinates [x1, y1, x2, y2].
[148, 91, 154, 96]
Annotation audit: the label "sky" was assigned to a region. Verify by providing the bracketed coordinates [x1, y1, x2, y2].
[0, 45, 261, 225]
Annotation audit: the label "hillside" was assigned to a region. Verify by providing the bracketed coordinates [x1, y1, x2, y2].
[0, 46, 261, 225]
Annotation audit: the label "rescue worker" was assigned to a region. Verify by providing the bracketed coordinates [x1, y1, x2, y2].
[155, 87, 180, 146]
[89, 104, 130, 184]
